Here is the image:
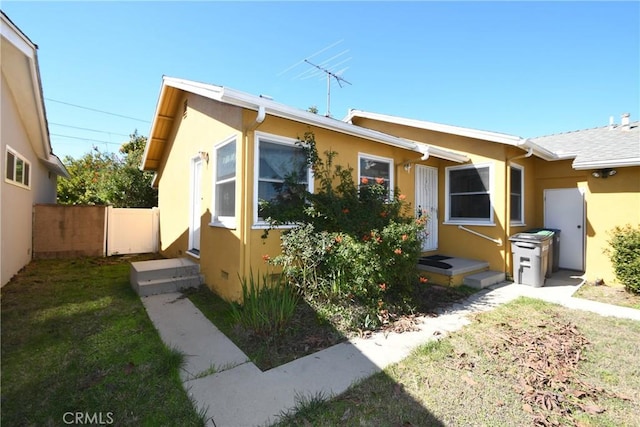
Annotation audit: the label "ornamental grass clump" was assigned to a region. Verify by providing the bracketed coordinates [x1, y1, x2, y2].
[229, 270, 299, 336]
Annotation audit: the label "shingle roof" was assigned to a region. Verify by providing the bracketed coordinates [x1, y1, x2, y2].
[530, 122, 640, 169]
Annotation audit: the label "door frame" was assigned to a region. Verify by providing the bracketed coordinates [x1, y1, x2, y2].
[188, 156, 204, 256]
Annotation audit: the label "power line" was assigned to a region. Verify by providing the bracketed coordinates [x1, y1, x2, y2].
[50, 133, 123, 146]
[49, 122, 130, 137]
[45, 98, 151, 123]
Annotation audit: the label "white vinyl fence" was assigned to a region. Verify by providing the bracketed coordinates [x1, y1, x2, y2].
[106, 207, 159, 256]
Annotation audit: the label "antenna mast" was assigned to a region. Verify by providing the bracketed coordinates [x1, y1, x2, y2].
[304, 59, 351, 117]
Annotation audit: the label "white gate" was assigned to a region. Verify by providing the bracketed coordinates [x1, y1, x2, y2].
[107, 207, 159, 256]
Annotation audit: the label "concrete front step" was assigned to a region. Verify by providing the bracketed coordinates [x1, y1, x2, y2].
[418, 256, 490, 286]
[130, 258, 202, 296]
[463, 270, 506, 289]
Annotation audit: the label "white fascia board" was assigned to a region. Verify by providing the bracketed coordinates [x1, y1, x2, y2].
[32, 52, 56, 162]
[346, 109, 525, 146]
[2, 14, 56, 165]
[572, 158, 640, 170]
[518, 139, 562, 161]
[158, 77, 469, 163]
[40, 155, 70, 178]
[219, 87, 419, 149]
[222, 88, 470, 162]
[1, 14, 36, 58]
[414, 141, 469, 163]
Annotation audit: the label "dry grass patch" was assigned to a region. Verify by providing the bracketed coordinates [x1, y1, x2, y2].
[574, 282, 640, 309]
[274, 297, 640, 427]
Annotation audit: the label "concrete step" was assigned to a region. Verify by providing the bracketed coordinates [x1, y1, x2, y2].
[130, 258, 202, 296]
[463, 270, 506, 289]
[134, 275, 203, 297]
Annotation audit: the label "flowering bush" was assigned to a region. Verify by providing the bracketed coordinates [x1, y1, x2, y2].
[263, 132, 428, 329]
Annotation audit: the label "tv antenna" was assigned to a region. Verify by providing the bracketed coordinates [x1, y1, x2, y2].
[304, 59, 351, 117]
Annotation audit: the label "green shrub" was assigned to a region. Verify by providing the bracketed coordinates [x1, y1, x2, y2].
[607, 225, 640, 294]
[229, 271, 299, 336]
[262, 132, 427, 330]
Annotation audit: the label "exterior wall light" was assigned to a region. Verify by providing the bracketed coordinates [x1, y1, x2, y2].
[198, 151, 209, 163]
[591, 168, 616, 179]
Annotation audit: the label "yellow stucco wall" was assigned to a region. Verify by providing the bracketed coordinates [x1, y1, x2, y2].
[585, 166, 640, 284]
[155, 93, 244, 300]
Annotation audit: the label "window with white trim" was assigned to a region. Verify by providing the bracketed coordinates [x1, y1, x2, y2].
[211, 137, 236, 227]
[255, 133, 310, 224]
[446, 164, 493, 224]
[510, 164, 524, 224]
[5, 147, 30, 188]
[358, 153, 393, 198]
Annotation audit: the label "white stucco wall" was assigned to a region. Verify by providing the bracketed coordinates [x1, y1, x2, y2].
[1, 73, 58, 286]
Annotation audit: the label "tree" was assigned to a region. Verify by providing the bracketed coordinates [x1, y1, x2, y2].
[57, 131, 157, 208]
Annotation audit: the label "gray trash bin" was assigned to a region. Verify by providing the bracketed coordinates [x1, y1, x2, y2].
[509, 232, 552, 287]
[526, 228, 561, 274]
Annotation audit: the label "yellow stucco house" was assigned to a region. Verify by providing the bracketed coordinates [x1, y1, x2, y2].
[141, 76, 639, 300]
[1, 12, 69, 286]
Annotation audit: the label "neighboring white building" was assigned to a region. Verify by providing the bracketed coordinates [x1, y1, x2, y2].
[1, 11, 69, 286]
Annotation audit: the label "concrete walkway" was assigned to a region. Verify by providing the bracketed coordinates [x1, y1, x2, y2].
[140, 271, 640, 427]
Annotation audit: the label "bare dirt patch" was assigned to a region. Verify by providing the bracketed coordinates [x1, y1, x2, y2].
[188, 283, 476, 370]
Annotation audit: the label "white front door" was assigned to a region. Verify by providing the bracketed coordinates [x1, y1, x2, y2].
[189, 157, 203, 254]
[544, 188, 585, 271]
[415, 165, 438, 251]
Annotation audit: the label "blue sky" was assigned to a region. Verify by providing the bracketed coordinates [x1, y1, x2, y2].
[3, 1, 639, 160]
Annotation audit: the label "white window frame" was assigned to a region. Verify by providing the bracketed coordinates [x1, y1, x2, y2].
[357, 153, 394, 199]
[253, 132, 314, 228]
[510, 163, 525, 226]
[444, 163, 494, 226]
[5, 146, 31, 189]
[210, 135, 237, 229]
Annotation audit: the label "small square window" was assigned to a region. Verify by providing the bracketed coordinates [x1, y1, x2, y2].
[212, 137, 237, 226]
[446, 164, 493, 223]
[510, 165, 524, 223]
[358, 154, 393, 198]
[5, 147, 30, 189]
[255, 133, 311, 224]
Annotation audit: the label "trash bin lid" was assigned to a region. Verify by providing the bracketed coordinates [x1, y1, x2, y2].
[509, 232, 553, 242]
[525, 228, 557, 237]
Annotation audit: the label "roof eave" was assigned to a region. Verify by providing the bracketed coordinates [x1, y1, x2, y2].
[346, 109, 525, 146]
[2, 12, 59, 166]
[148, 77, 467, 164]
[40, 155, 70, 178]
[572, 158, 640, 170]
[518, 139, 564, 161]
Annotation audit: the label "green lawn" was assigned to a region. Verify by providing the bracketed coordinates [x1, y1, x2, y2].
[1, 256, 204, 426]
